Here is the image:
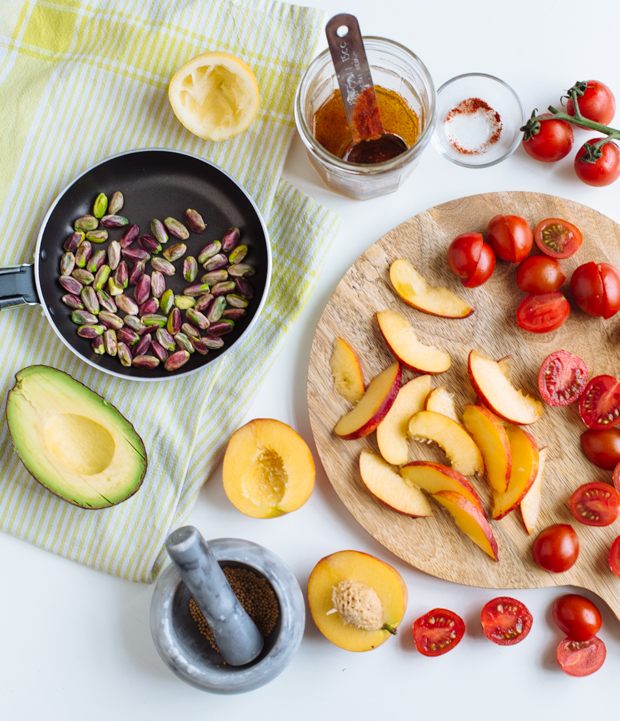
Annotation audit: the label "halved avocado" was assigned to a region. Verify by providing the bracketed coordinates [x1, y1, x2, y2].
[6, 365, 147, 509]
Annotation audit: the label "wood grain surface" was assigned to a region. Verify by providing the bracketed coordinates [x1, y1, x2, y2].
[307, 191, 620, 620]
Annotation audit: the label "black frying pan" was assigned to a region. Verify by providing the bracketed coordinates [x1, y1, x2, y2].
[0, 149, 271, 380]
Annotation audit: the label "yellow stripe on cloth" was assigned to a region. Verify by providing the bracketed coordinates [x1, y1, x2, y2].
[0, 0, 341, 582]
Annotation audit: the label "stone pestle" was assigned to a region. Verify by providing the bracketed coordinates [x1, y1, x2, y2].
[165, 526, 264, 666]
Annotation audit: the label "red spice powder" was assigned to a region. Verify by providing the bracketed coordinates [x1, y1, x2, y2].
[444, 97, 503, 155]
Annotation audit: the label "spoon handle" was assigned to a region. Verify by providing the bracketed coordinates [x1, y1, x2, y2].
[325, 13, 384, 143]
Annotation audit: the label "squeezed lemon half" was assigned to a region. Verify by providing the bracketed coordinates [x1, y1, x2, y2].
[168, 51, 259, 141]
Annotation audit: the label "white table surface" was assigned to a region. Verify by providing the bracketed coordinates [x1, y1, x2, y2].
[3, 1, 620, 718]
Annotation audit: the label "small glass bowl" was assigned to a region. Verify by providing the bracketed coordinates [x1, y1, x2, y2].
[432, 73, 524, 168]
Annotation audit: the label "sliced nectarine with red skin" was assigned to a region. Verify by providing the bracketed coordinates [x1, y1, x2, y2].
[424, 386, 462, 425]
[432, 490, 499, 561]
[307, 550, 408, 652]
[408, 410, 484, 477]
[462, 404, 511, 493]
[334, 361, 401, 440]
[389, 259, 474, 319]
[520, 447, 548, 534]
[468, 350, 542, 425]
[359, 449, 433, 518]
[376, 375, 432, 465]
[330, 337, 365, 404]
[377, 309, 451, 374]
[492, 425, 539, 520]
[222, 419, 315, 518]
[399, 461, 485, 515]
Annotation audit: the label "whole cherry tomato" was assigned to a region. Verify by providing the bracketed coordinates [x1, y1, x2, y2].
[538, 350, 588, 407]
[568, 481, 620, 527]
[552, 594, 602, 642]
[557, 636, 606, 677]
[517, 255, 566, 294]
[566, 80, 616, 126]
[522, 115, 574, 162]
[480, 597, 533, 646]
[534, 218, 583, 259]
[581, 428, 620, 469]
[447, 233, 496, 288]
[487, 214, 533, 263]
[412, 608, 465, 656]
[579, 375, 620, 430]
[571, 261, 620, 318]
[574, 140, 620, 187]
[532, 524, 579, 572]
[516, 292, 570, 334]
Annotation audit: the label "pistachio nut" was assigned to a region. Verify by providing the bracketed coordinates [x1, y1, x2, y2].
[228, 244, 248, 265]
[221, 226, 240, 253]
[139, 297, 159, 316]
[107, 240, 121, 271]
[98, 311, 124, 330]
[185, 209, 206, 234]
[108, 191, 124, 215]
[61, 293, 84, 310]
[141, 313, 167, 328]
[150, 218, 168, 244]
[200, 335, 225, 350]
[134, 333, 151, 357]
[116, 293, 139, 316]
[75, 241, 93, 268]
[197, 241, 221, 264]
[212, 281, 236, 297]
[156, 327, 176, 351]
[200, 269, 227, 285]
[234, 277, 254, 299]
[194, 292, 214, 312]
[118, 327, 140, 345]
[151, 257, 175, 276]
[208, 320, 235, 336]
[181, 322, 200, 339]
[225, 293, 249, 309]
[72, 268, 94, 285]
[114, 261, 129, 289]
[92, 334, 105, 354]
[138, 234, 161, 254]
[222, 308, 246, 321]
[183, 256, 198, 283]
[174, 295, 196, 310]
[122, 247, 150, 263]
[103, 329, 118, 356]
[97, 289, 117, 313]
[185, 308, 209, 330]
[206, 295, 226, 322]
[107, 276, 125, 296]
[85, 229, 109, 243]
[123, 314, 144, 333]
[163, 243, 187, 263]
[132, 355, 160, 369]
[167, 307, 182, 335]
[60, 252, 75, 276]
[160, 288, 174, 315]
[164, 217, 189, 241]
[150, 340, 169, 362]
[151, 270, 166, 298]
[59, 275, 83, 295]
[64, 231, 85, 253]
[189, 337, 210, 355]
[120, 223, 140, 248]
[80, 286, 100, 315]
[74, 214, 99, 232]
[227, 263, 255, 278]
[86, 249, 106, 274]
[77, 324, 105, 338]
[164, 350, 190, 372]
[133, 274, 151, 305]
[101, 214, 129, 228]
[128, 260, 146, 286]
[93, 264, 111, 291]
[117, 342, 133, 367]
[173, 332, 194, 354]
[72, 309, 98, 325]
[202, 253, 228, 272]
[93, 193, 108, 219]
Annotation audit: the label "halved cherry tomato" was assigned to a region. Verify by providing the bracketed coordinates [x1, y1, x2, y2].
[566, 80, 616, 126]
[447, 233, 496, 288]
[614, 464, 620, 493]
[412, 608, 465, 657]
[575, 140, 620, 187]
[480, 597, 532, 646]
[487, 214, 533, 263]
[571, 261, 620, 318]
[538, 350, 587, 407]
[581, 428, 620, 470]
[557, 636, 606, 677]
[579, 375, 620, 430]
[534, 218, 583, 259]
[516, 292, 570, 334]
[522, 115, 574, 162]
[568, 481, 620, 527]
[517, 255, 566, 294]
[609, 535, 620, 577]
[552, 594, 602, 642]
[532, 524, 579, 572]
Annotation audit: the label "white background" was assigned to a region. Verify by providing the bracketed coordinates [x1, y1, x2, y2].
[3, 0, 620, 719]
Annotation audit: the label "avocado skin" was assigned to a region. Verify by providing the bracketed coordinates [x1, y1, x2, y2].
[6, 365, 148, 509]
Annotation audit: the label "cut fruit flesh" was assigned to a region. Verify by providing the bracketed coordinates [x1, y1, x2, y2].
[6, 365, 147, 509]
[432, 490, 499, 561]
[377, 309, 451, 374]
[389, 259, 474, 319]
[424, 386, 462, 425]
[307, 550, 408, 652]
[468, 350, 542, 425]
[462, 404, 511, 493]
[408, 410, 484, 477]
[399, 461, 485, 514]
[222, 418, 315, 518]
[334, 362, 401, 440]
[359, 450, 433, 517]
[520, 447, 548, 534]
[492, 425, 539, 520]
[330, 337, 365, 403]
[376, 375, 432, 465]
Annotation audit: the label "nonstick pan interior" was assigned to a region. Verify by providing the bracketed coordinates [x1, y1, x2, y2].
[36, 149, 271, 380]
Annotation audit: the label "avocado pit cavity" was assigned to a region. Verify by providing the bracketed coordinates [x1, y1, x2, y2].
[43, 414, 116, 475]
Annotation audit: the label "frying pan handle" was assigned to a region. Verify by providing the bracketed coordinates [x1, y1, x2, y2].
[0, 264, 39, 310]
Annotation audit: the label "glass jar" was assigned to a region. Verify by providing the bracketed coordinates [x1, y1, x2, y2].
[294, 38, 437, 201]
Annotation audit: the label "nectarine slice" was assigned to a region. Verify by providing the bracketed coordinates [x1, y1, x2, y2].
[468, 350, 542, 425]
[408, 410, 484, 477]
[307, 550, 408, 652]
[520, 447, 547, 534]
[377, 309, 451, 374]
[359, 449, 433, 517]
[462, 405, 511, 493]
[399, 461, 485, 514]
[432, 490, 499, 561]
[492, 425, 539, 520]
[222, 418, 315, 518]
[424, 386, 462, 425]
[376, 375, 432, 465]
[330, 337, 365, 404]
[334, 361, 401, 440]
[389, 258, 474, 319]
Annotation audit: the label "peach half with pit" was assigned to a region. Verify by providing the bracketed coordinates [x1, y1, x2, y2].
[307, 550, 408, 652]
[330, 337, 365, 404]
[389, 258, 474, 319]
[222, 418, 315, 518]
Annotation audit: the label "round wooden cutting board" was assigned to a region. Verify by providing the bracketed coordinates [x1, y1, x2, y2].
[307, 191, 620, 620]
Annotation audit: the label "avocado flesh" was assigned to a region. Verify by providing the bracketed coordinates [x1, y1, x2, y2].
[6, 366, 147, 509]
